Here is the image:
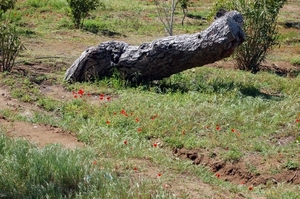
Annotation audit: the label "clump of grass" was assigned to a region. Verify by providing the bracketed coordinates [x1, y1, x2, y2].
[291, 57, 300, 66]
[0, 133, 100, 198]
[0, 132, 172, 198]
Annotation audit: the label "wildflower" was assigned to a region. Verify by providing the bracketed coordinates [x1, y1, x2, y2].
[121, 109, 126, 115]
[100, 97, 104, 100]
[248, 186, 253, 191]
[124, 140, 128, 145]
[158, 173, 162, 177]
[106, 120, 110, 124]
[100, 94, 105, 97]
[296, 119, 300, 123]
[133, 167, 138, 171]
[231, 128, 235, 133]
[216, 125, 221, 131]
[107, 97, 111, 101]
[151, 114, 158, 120]
[240, 181, 245, 185]
[87, 93, 91, 97]
[153, 143, 158, 147]
[78, 89, 84, 96]
[182, 131, 186, 135]
[93, 160, 97, 165]
[215, 173, 220, 178]
[135, 118, 140, 122]
[74, 95, 78, 98]
[137, 128, 142, 132]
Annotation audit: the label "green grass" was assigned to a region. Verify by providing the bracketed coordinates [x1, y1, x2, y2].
[0, 131, 174, 198]
[0, 0, 300, 198]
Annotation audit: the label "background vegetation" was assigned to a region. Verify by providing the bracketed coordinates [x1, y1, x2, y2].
[0, 0, 299, 198]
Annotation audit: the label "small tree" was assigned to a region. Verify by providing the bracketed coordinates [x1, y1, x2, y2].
[0, 23, 25, 72]
[153, 0, 177, 36]
[67, 0, 100, 29]
[153, 0, 191, 35]
[0, 0, 24, 73]
[178, 0, 190, 26]
[212, 0, 287, 73]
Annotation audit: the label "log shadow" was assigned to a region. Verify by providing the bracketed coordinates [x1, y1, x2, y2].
[239, 85, 284, 101]
[137, 77, 237, 94]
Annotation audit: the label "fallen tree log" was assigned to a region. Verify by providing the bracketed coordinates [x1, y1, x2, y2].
[64, 10, 245, 83]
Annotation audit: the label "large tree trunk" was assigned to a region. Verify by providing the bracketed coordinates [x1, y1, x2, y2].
[64, 10, 245, 83]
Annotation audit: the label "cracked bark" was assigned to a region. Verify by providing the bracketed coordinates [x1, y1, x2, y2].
[64, 10, 245, 83]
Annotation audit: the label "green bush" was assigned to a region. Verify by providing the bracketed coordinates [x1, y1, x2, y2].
[67, 0, 100, 29]
[0, 22, 25, 72]
[212, 0, 287, 73]
[0, 0, 16, 17]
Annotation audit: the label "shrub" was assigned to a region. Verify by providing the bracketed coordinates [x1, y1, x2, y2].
[67, 0, 100, 29]
[0, 22, 25, 72]
[212, 0, 287, 73]
[0, 0, 16, 17]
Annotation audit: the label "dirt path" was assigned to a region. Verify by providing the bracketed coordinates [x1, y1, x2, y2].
[0, 85, 84, 149]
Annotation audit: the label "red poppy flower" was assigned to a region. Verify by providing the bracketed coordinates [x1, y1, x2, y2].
[137, 128, 142, 132]
[87, 93, 91, 97]
[158, 173, 162, 177]
[215, 173, 220, 178]
[100, 94, 105, 97]
[100, 97, 104, 100]
[106, 120, 110, 124]
[78, 89, 84, 95]
[121, 110, 126, 114]
[216, 126, 221, 131]
[133, 167, 138, 171]
[107, 97, 111, 101]
[248, 186, 253, 191]
[296, 119, 300, 123]
[124, 140, 128, 145]
[74, 95, 78, 98]
[182, 131, 186, 135]
[231, 128, 235, 133]
[93, 160, 97, 165]
[135, 118, 140, 122]
[153, 143, 158, 147]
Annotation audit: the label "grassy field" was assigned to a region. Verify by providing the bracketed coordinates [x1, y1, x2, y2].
[0, 0, 299, 198]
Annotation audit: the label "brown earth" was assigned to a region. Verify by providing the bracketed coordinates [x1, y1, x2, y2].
[174, 147, 299, 187]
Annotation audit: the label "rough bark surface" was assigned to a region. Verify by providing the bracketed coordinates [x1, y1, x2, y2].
[64, 10, 245, 83]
